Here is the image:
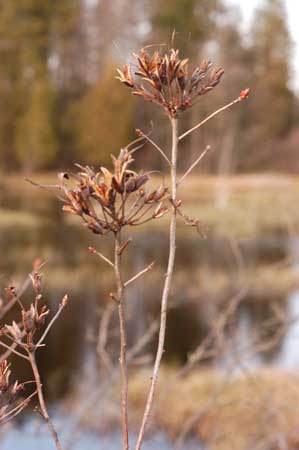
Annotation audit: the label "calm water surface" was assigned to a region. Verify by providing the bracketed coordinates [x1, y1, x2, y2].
[1, 185, 299, 448]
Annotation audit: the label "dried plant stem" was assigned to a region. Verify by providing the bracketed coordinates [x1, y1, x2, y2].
[135, 117, 178, 450]
[135, 130, 171, 166]
[28, 351, 62, 450]
[97, 303, 114, 373]
[0, 390, 37, 425]
[0, 341, 29, 360]
[177, 145, 211, 186]
[124, 262, 155, 287]
[178, 97, 242, 142]
[0, 262, 45, 320]
[36, 300, 67, 347]
[115, 231, 129, 450]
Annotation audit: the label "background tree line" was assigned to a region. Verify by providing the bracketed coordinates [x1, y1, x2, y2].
[0, 0, 298, 173]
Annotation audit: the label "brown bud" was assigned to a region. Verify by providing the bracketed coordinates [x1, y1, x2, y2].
[118, 238, 132, 255]
[86, 219, 104, 235]
[10, 381, 24, 402]
[22, 309, 35, 333]
[0, 361, 10, 393]
[153, 205, 168, 219]
[5, 286, 17, 302]
[61, 295, 68, 307]
[30, 272, 42, 294]
[33, 258, 43, 270]
[239, 88, 250, 101]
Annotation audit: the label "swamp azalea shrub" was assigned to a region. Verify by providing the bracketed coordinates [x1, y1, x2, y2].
[1, 42, 249, 450]
[116, 45, 249, 450]
[0, 266, 67, 450]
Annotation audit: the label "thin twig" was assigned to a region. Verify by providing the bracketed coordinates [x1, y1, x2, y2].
[136, 129, 171, 166]
[89, 247, 115, 268]
[0, 262, 46, 321]
[124, 262, 155, 287]
[25, 178, 65, 202]
[97, 303, 114, 373]
[36, 296, 68, 347]
[28, 351, 63, 450]
[0, 341, 29, 360]
[0, 390, 38, 424]
[0, 340, 19, 363]
[178, 97, 242, 142]
[64, 317, 159, 450]
[127, 320, 159, 361]
[177, 145, 211, 186]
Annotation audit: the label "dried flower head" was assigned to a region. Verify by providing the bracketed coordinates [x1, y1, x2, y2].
[0, 360, 26, 425]
[116, 47, 224, 117]
[5, 321, 23, 341]
[30, 271, 42, 295]
[59, 148, 168, 235]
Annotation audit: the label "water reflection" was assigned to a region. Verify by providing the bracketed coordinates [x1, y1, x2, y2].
[1, 187, 299, 406]
[1, 420, 204, 450]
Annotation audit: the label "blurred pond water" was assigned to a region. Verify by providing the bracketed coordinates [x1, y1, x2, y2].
[1, 418, 203, 450]
[1, 182, 299, 447]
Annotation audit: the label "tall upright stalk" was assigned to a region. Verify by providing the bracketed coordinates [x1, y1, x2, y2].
[115, 231, 129, 450]
[135, 117, 178, 450]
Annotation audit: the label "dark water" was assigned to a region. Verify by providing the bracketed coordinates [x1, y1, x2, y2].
[1, 184, 299, 448]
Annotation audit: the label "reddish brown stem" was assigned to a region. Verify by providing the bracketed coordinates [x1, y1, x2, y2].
[135, 116, 178, 450]
[115, 231, 129, 450]
[28, 351, 63, 450]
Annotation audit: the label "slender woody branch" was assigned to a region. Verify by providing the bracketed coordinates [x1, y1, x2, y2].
[177, 145, 211, 186]
[178, 96, 243, 142]
[0, 341, 29, 360]
[0, 390, 38, 425]
[124, 262, 155, 287]
[136, 129, 171, 166]
[28, 351, 63, 450]
[115, 232, 129, 450]
[36, 296, 68, 348]
[135, 116, 178, 450]
[88, 247, 115, 268]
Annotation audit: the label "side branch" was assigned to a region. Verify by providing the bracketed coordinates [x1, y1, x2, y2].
[136, 129, 171, 166]
[36, 295, 68, 347]
[124, 262, 155, 287]
[179, 90, 249, 142]
[88, 246, 115, 268]
[0, 261, 46, 320]
[28, 351, 62, 450]
[0, 341, 29, 360]
[177, 145, 211, 186]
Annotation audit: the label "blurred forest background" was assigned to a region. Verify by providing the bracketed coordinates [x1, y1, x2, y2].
[1, 2, 299, 448]
[0, 0, 298, 174]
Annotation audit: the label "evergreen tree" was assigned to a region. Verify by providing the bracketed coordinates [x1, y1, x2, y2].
[15, 76, 57, 171]
[151, 0, 222, 56]
[247, 0, 295, 169]
[76, 63, 136, 166]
